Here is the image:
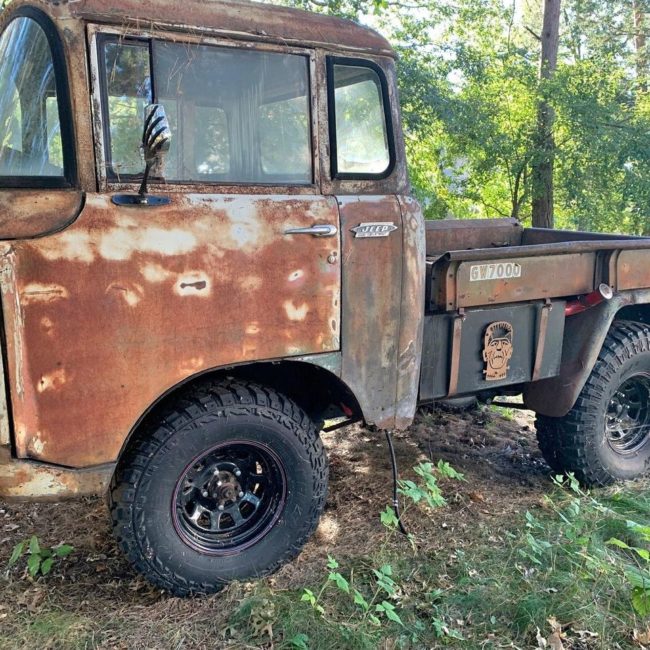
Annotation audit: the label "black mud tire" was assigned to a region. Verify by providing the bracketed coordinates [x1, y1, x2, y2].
[536, 321, 650, 486]
[109, 380, 328, 596]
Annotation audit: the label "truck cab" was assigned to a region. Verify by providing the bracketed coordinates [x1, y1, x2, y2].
[1, 0, 650, 596]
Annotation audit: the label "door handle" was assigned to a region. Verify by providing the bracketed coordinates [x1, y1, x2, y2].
[284, 224, 338, 237]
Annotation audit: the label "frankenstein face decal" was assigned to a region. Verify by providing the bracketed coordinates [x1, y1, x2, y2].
[482, 321, 514, 381]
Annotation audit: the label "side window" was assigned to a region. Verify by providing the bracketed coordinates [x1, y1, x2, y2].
[102, 40, 152, 177]
[0, 15, 70, 184]
[99, 37, 312, 185]
[328, 59, 394, 179]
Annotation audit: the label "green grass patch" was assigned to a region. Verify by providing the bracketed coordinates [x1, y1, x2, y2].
[226, 475, 650, 649]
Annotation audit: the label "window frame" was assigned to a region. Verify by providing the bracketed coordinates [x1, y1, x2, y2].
[0, 7, 77, 189]
[326, 56, 396, 181]
[94, 30, 317, 189]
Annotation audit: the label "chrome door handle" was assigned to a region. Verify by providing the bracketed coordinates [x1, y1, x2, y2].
[284, 224, 338, 237]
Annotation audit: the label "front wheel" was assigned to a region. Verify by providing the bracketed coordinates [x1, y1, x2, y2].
[109, 380, 328, 596]
[536, 321, 650, 486]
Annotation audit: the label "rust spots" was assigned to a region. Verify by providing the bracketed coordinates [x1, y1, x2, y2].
[3, 193, 340, 466]
[21, 284, 69, 305]
[37, 369, 67, 393]
[106, 282, 144, 306]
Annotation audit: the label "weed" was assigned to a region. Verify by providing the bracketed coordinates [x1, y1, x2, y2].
[8, 535, 73, 578]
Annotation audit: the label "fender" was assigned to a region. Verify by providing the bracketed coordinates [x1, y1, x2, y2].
[524, 288, 650, 417]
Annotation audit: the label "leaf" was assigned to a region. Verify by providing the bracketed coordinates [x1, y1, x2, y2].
[301, 589, 315, 604]
[27, 554, 40, 577]
[632, 587, 650, 617]
[40, 557, 54, 576]
[607, 537, 631, 550]
[328, 571, 350, 593]
[326, 556, 339, 570]
[380, 506, 399, 529]
[54, 544, 74, 558]
[28, 536, 40, 555]
[8, 541, 25, 567]
[376, 600, 403, 625]
[353, 589, 369, 611]
[436, 459, 465, 480]
[368, 614, 381, 626]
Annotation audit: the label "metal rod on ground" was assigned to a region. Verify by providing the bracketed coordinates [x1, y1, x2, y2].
[385, 430, 408, 536]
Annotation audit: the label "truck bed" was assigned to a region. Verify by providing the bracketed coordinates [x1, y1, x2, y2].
[425, 218, 650, 311]
[420, 219, 650, 402]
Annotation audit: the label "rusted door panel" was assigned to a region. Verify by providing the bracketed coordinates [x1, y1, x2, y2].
[395, 196, 425, 428]
[339, 195, 402, 428]
[617, 250, 650, 290]
[1, 193, 340, 467]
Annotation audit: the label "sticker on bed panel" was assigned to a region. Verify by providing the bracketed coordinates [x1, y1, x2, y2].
[482, 321, 514, 381]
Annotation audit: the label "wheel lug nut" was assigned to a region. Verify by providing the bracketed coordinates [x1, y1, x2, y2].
[218, 504, 225, 511]
[217, 481, 222, 487]
[235, 470, 241, 477]
[202, 490, 208, 497]
[238, 491, 244, 498]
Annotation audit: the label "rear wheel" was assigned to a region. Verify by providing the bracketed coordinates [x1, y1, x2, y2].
[109, 380, 328, 595]
[536, 321, 650, 486]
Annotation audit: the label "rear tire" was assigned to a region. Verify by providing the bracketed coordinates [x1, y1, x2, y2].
[109, 380, 328, 596]
[536, 321, 650, 486]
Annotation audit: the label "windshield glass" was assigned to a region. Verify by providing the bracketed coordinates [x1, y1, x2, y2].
[0, 17, 64, 179]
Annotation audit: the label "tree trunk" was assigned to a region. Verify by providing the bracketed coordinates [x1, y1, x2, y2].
[634, 0, 647, 93]
[531, 0, 561, 229]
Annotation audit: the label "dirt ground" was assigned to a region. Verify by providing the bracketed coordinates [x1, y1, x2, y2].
[0, 405, 553, 648]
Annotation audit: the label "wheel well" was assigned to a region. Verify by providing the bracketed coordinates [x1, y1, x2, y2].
[118, 360, 362, 459]
[616, 304, 650, 326]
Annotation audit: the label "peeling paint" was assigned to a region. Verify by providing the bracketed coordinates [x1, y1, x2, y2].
[284, 300, 309, 321]
[21, 284, 69, 304]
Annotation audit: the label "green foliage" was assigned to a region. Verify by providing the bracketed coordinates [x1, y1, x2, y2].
[222, 470, 650, 648]
[8, 535, 74, 578]
[279, 0, 650, 233]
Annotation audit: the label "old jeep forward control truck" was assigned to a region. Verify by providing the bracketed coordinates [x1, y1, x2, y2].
[2, 0, 650, 595]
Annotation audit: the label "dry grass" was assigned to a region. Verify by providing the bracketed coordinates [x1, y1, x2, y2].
[0, 406, 570, 648]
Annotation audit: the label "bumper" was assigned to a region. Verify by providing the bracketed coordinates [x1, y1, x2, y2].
[0, 446, 113, 501]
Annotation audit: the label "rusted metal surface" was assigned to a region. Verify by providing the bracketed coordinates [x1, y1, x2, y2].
[394, 195, 425, 428]
[447, 310, 465, 396]
[35, 0, 394, 56]
[0, 190, 84, 240]
[339, 195, 403, 429]
[523, 227, 640, 245]
[425, 218, 523, 257]
[531, 299, 552, 382]
[616, 249, 650, 291]
[1, 193, 341, 467]
[432, 253, 596, 310]
[0, 446, 111, 500]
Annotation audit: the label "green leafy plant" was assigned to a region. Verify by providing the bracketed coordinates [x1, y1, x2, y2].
[8, 535, 74, 577]
[607, 520, 650, 616]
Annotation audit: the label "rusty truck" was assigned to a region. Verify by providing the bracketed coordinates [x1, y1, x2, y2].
[1, 0, 650, 595]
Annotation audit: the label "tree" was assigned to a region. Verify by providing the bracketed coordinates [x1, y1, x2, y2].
[531, 0, 561, 228]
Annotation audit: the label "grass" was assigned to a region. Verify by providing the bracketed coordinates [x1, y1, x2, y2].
[2, 411, 649, 649]
[222, 477, 650, 649]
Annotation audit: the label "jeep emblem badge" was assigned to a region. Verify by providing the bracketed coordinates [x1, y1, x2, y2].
[351, 222, 398, 238]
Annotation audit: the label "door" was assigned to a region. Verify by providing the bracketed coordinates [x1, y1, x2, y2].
[0, 32, 340, 467]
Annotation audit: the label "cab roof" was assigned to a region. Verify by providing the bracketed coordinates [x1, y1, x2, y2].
[34, 0, 394, 57]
